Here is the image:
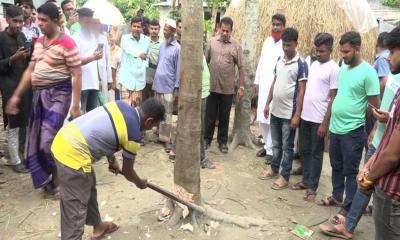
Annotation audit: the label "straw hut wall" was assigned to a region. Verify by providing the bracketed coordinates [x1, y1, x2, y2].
[225, 0, 378, 63]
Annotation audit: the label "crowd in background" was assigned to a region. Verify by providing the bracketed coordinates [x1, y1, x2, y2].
[1, 0, 400, 239]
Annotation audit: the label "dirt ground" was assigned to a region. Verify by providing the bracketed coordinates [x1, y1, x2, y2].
[0, 120, 375, 240]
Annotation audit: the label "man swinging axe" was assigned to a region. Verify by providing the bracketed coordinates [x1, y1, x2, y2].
[51, 98, 165, 240]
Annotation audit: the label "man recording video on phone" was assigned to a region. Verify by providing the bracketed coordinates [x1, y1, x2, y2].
[72, 7, 103, 114]
[61, 0, 80, 35]
[0, 6, 32, 173]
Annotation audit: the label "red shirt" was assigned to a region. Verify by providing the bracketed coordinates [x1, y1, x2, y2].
[31, 33, 81, 87]
[374, 89, 400, 200]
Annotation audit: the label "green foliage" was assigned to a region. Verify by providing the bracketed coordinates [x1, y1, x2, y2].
[205, 0, 231, 9]
[381, 0, 400, 7]
[169, 9, 181, 20]
[204, 19, 212, 33]
[75, 0, 160, 23]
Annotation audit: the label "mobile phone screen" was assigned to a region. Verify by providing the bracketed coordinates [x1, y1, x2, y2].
[97, 43, 104, 50]
[367, 103, 377, 110]
[23, 41, 31, 50]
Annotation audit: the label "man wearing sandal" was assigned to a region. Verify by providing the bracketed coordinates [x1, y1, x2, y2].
[51, 98, 165, 240]
[319, 32, 380, 210]
[319, 27, 400, 240]
[262, 27, 308, 190]
[291, 33, 339, 201]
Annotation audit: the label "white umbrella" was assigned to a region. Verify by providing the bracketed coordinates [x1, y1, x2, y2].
[83, 0, 125, 26]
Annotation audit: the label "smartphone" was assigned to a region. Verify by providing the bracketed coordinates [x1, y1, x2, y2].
[97, 43, 104, 51]
[367, 103, 378, 111]
[23, 41, 32, 50]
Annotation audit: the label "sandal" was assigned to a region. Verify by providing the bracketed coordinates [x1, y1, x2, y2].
[271, 182, 289, 190]
[330, 213, 346, 225]
[91, 222, 120, 240]
[303, 189, 316, 202]
[271, 177, 289, 190]
[317, 196, 342, 207]
[319, 223, 352, 239]
[258, 168, 278, 180]
[292, 181, 308, 190]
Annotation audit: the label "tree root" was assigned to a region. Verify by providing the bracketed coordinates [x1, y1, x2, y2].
[200, 205, 269, 229]
[229, 133, 257, 153]
[164, 201, 269, 229]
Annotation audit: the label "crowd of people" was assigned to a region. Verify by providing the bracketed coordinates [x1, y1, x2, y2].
[0, 0, 400, 239]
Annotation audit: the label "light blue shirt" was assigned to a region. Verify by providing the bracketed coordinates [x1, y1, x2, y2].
[374, 49, 390, 78]
[119, 33, 150, 91]
[152, 39, 181, 94]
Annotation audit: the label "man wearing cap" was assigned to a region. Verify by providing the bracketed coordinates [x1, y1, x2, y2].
[152, 19, 180, 146]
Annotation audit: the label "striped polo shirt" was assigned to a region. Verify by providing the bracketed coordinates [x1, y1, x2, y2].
[51, 101, 142, 173]
[370, 89, 400, 201]
[31, 33, 81, 87]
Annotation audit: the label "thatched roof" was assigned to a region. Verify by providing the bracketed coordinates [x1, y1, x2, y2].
[225, 0, 378, 63]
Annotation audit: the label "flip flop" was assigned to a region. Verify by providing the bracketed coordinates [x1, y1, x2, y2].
[292, 181, 308, 190]
[258, 169, 278, 180]
[317, 196, 342, 207]
[303, 189, 316, 202]
[271, 182, 289, 190]
[91, 222, 120, 240]
[319, 223, 352, 239]
[330, 213, 346, 225]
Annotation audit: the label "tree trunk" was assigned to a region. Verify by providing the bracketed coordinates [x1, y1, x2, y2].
[169, 0, 204, 226]
[230, 0, 258, 152]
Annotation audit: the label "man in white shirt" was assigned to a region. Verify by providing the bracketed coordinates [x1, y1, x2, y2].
[292, 33, 339, 201]
[73, 8, 102, 113]
[254, 13, 285, 164]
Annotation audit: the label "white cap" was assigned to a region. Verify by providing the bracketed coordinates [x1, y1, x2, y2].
[165, 19, 177, 29]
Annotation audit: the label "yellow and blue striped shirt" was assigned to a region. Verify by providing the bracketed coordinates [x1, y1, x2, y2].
[51, 101, 142, 172]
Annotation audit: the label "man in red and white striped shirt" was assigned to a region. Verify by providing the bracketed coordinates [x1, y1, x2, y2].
[6, 2, 82, 197]
[358, 27, 400, 240]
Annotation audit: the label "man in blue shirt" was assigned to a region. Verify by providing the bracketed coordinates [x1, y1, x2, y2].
[52, 98, 165, 240]
[152, 19, 180, 146]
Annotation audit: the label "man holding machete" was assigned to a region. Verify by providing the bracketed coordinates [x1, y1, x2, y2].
[51, 98, 165, 240]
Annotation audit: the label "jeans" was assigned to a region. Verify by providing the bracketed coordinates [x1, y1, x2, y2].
[270, 114, 296, 180]
[81, 90, 99, 114]
[373, 187, 400, 240]
[204, 92, 234, 144]
[343, 145, 376, 233]
[329, 126, 366, 207]
[299, 119, 324, 191]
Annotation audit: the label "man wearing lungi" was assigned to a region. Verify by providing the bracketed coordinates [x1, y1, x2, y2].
[6, 2, 82, 196]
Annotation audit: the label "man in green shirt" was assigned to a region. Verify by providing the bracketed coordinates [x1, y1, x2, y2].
[319, 32, 380, 211]
[61, 0, 80, 35]
[201, 56, 215, 169]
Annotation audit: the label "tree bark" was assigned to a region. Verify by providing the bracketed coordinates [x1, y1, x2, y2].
[173, 0, 204, 207]
[230, 0, 258, 152]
